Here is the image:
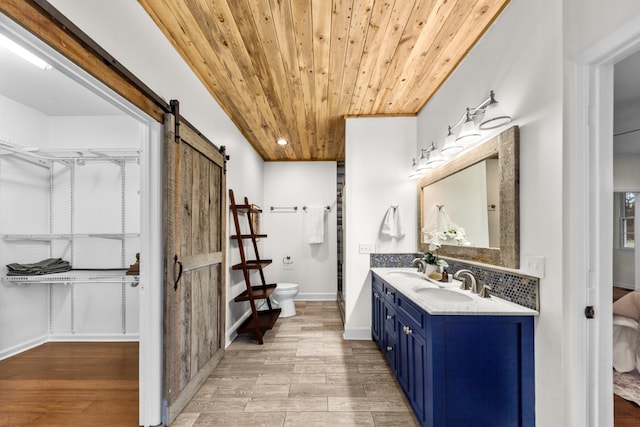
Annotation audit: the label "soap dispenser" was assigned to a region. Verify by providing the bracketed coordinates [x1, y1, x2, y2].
[440, 269, 449, 283]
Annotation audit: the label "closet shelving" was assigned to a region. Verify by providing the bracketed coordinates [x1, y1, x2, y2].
[0, 140, 140, 287]
[229, 189, 280, 344]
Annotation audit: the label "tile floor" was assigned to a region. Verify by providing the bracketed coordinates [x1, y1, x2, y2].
[171, 301, 419, 427]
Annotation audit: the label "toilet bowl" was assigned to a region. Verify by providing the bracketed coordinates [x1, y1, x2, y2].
[272, 282, 299, 318]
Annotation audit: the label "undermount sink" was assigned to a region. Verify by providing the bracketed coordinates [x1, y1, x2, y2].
[413, 287, 473, 303]
[385, 270, 426, 279]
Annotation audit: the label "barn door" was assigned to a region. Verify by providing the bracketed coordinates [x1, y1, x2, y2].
[163, 102, 226, 424]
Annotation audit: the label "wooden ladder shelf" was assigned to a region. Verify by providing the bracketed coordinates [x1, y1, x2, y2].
[229, 189, 280, 344]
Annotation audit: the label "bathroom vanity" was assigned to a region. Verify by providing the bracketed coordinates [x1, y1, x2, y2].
[371, 268, 536, 427]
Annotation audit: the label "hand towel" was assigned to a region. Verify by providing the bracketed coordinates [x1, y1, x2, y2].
[306, 206, 325, 244]
[381, 205, 406, 238]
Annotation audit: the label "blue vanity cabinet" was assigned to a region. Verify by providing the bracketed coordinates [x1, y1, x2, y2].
[371, 273, 535, 427]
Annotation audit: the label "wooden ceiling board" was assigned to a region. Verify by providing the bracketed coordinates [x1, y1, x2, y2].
[138, 0, 510, 161]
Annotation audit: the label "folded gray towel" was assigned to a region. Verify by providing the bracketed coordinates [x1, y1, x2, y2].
[6, 258, 72, 276]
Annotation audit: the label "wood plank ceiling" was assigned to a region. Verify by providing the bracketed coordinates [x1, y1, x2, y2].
[138, 0, 510, 161]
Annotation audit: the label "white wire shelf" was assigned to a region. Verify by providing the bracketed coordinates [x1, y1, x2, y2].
[2, 269, 139, 285]
[0, 140, 140, 166]
[2, 233, 140, 241]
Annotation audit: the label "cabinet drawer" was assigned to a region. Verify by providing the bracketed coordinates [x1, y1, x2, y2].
[383, 282, 397, 304]
[397, 293, 426, 336]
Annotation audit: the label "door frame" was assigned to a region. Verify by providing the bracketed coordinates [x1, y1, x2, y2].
[0, 14, 164, 426]
[569, 15, 640, 427]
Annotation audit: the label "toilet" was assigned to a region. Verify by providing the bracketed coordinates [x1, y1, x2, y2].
[272, 282, 299, 318]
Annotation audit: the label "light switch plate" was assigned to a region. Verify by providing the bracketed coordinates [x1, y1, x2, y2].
[359, 243, 376, 254]
[525, 255, 545, 278]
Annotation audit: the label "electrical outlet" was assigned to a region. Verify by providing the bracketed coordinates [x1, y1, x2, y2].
[359, 243, 376, 254]
[526, 256, 545, 278]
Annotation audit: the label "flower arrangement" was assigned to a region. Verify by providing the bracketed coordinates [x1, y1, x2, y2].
[422, 222, 469, 250]
[423, 248, 449, 268]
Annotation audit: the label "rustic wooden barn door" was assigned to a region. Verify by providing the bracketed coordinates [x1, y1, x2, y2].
[163, 103, 226, 423]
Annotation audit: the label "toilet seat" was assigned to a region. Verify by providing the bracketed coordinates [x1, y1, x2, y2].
[276, 282, 298, 291]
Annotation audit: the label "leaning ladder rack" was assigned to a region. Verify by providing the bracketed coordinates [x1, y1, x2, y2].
[229, 189, 280, 344]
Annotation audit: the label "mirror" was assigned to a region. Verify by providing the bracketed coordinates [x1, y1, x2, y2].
[417, 126, 519, 268]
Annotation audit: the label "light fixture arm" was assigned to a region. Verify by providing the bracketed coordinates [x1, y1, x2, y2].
[446, 91, 495, 133]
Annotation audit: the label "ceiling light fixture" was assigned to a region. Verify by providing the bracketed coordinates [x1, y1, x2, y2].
[276, 138, 288, 146]
[410, 90, 512, 179]
[0, 33, 53, 71]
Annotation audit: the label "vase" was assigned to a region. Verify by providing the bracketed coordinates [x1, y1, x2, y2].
[424, 264, 440, 276]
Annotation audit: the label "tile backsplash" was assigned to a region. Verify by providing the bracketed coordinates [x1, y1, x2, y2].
[370, 253, 539, 311]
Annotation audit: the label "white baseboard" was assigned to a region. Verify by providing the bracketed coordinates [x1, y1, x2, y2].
[0, 335, 48, 361]
[225, 307, 255, 349]
[613, 281, 635, 290]
[296, 293, 337, 301]
[48, 333, 140, 342]
[343, 327, 372, 340]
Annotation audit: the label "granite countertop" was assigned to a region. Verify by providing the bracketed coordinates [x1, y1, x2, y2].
[371, 267, 538, 316]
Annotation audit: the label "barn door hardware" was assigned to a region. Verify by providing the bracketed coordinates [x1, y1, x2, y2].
[173, 255, 183, 291]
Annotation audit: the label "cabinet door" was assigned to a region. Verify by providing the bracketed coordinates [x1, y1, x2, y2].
[396, 316, 411, 394]
[398, 314, 427, 424]
[409, 330, 427, 423]
[372, 278, 383, 347]
[383, 329, 397, 372]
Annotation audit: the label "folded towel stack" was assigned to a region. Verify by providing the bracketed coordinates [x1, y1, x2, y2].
[6, 258, 72, 276]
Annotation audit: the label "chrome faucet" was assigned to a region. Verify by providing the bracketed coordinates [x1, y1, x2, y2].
[411, 257, 427, 273]
[453, 269, 480, 294]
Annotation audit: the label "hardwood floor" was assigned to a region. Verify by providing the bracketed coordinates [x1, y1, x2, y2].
[171, 301, 418, 427]
[0, 342, 138, 427]
[613, 286, 640, 426]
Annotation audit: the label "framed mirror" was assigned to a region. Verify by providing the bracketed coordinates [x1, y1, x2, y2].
[417, 126, 519, 268]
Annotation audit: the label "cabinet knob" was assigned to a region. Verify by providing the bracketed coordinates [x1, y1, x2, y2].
[374, 292, 379, 299]
[386, 290, 393, 296]
[386, 345, 393, 352]
[404, 327, 412, 335]
[386, 314, 392, 320]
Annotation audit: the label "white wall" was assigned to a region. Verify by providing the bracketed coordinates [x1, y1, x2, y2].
[0, 95, 50, 358]
[344, 116, 417, 339]
[0, 100, 142, 357]
[48, 0, 267, 346]
[262, 162, 337, 300]
[417, 1, 563, 425]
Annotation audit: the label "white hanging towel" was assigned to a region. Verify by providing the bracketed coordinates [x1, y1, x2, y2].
[305, 206, 325, 244]
[381, 205, 406, 238]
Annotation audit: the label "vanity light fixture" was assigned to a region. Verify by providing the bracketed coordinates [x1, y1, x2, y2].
[276, 138, 288, 146]
[478, 91, 511, 130]
[440, 126, 463, 158]
[425, 142, 445, 168]
[415, 148, 431, 173]
[455, 108, 481, 143]
[0, 33, 53, 71]
[410, 90, 512, 179]
[408, 158, 423, 179]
